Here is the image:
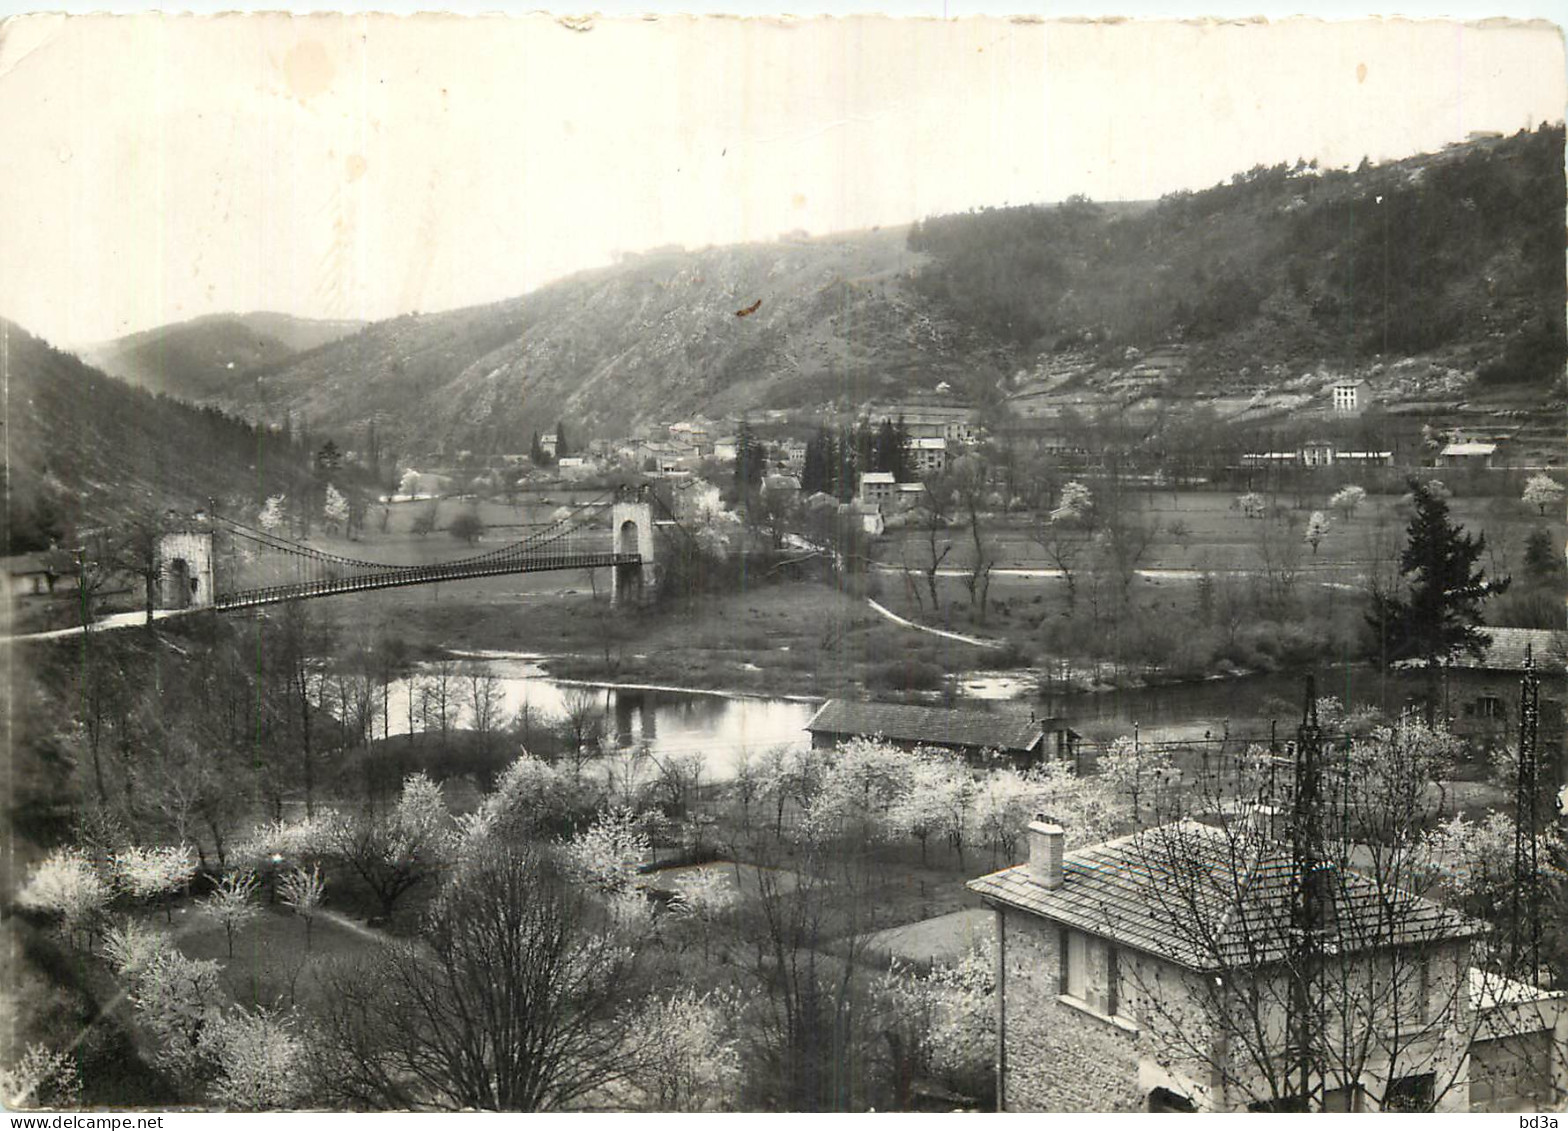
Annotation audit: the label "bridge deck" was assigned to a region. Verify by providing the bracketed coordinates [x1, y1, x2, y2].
[214, 551, 641, 611]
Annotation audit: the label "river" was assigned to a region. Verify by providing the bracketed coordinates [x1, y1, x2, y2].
[385, 652, 821, 780]
[383, 652, 1440, 781]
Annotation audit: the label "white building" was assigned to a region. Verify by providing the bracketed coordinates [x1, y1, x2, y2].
[911, 436, 949, 475]
[858, 471, 896, 505]
[1332, 380, 1373, 414]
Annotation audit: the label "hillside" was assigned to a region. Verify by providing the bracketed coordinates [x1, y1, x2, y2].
[118, 127, 1564, 457]
[199, 227, 1012, 453]
[912, 124, 1565, 388]
[82, 312, 364, 402]
[2, 319, 324, 552]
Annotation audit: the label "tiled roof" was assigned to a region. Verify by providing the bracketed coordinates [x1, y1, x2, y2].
[968, 819, 1478, 972]
[1449, 627, 1567, 673]
[1441, 442, 1497, 456]
[806, 698, 1053, 754]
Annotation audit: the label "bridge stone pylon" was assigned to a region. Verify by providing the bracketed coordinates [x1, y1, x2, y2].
[610, 494, 656, 607]
[157, 529, 215, 610]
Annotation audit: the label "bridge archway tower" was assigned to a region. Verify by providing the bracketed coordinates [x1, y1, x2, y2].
[610, 495, 657, 607]
[157, 529, 215, 610]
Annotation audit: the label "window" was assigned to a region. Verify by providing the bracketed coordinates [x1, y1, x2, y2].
[1059, 929, 1133, 1028]
[1148, 1087, 1197, 1113]
[1382, 1074, 1435, 1112]
[1064, 929, 1088, 1000]
[1476, 696, 1505, 719]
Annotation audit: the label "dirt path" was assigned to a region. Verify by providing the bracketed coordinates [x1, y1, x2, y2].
[865, 598, 1004, 650]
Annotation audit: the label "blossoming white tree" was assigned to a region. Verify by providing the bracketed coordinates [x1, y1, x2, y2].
[1305, 509, 1332, 554]
[1523, 473, 1565, 516]
[278, 864, 326, 951]
[327, 772, 453, 921]
[103, 917, 175, 982]
[1, 1044, 82, 1109]
[258, 494, 288, 533]
[200, 1007, 309, 1110]
[202, 871, 261, 959]
[112, 844, 197, 923]
[886, 939, 996, 1100]
[15, 847, 110, 949]
[1051, 480, 1094, 525]
[130, 949, 226, 1073]
[569, 806, 652, 932]
[1329, 484, 1367, 520]
[322, 484, 350, 533]
[622, 989, 744, 1111]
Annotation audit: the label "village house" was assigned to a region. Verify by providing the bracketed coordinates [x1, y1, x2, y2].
[1439, 440, 1498, 468]
[969, 816, 1568, 1112]
[1242, 445, 1393, 470]
[1332, 379, 1373, 414]
[836, 500, 885, 537]
[761, 473, 801, 500]
[2, 552, 70, 602]
[1300, 439, 1336, 468]
[870, 402, 980, 445]
[910, 436, 949, 476]
[782, 440, 809, 472]
[1436, 628, 1566, 782]
[857, 471, 897, 505]
[806, 699, 1079, 766]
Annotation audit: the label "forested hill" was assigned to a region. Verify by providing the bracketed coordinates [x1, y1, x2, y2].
[96, 126, 1564, 458]
[909, 124, 1566, 385]
[82, 312, 364, 402]
[2, 320, 325, 553]
[183, 227, 1010, 454]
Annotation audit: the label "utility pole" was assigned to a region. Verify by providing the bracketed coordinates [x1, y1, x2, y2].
[1509, 645, 1542, 985]
[1289, 676, 1326, 1110]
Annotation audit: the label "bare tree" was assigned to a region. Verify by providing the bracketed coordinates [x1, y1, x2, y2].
[558, 688, 606, 779]
[912, 478, 954, 613]
[463, 663, 504, 752]
[950, 454, 996, 624]
[316, 844, 651, 1110]
[1101, 717, 1561, 1112]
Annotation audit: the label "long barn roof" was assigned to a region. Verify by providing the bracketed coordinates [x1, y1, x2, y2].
[805, 698, 1063, 754]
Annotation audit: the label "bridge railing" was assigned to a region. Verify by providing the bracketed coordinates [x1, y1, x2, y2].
[214, 550, 641, 611]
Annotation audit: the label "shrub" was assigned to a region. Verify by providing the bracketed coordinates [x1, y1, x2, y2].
[867, 659, 946, 693]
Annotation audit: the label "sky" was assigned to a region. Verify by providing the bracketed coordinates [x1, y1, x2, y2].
[0, 12, 1562, 346]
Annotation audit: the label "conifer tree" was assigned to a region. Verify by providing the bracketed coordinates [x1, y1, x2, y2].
[1371, 479, 1507, 722]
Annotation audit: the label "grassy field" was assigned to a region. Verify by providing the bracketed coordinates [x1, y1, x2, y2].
[880, 488, 1562, 577]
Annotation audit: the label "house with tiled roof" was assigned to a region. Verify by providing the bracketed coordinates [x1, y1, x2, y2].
[805, 699, 1078, 767]
[968, 816, 1567, 1112]
[1402, 628, 1568, 768]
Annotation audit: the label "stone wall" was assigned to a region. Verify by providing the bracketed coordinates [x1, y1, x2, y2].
[997, 908, 1146, 1112]
[1471, 1030, 1559, 1112]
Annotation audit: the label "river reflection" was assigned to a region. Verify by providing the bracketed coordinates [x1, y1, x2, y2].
[386, 655, 819, 781]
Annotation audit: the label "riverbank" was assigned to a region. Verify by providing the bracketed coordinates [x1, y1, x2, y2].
[348, 578, 1008, 700]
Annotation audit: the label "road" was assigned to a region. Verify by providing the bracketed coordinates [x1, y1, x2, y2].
[2, 607, 195, 644]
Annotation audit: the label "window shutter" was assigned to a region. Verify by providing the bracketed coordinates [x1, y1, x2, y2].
[1106, 946, 1120, 1017]
[1058, 928, 1070, 996]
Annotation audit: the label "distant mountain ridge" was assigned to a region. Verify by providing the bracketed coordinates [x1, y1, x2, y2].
[82, 312, 365, 401]
[90, 126, 1564, 458]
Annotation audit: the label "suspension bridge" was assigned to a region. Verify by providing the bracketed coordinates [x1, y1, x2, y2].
[159, 488, 662, 613]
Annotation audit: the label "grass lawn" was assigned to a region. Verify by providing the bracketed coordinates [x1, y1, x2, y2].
[860, 908, 994, 968]
[169, 899, 383, 1011]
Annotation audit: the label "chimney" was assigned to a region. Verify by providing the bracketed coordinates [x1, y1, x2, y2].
[1027, 813, 1066, 890]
